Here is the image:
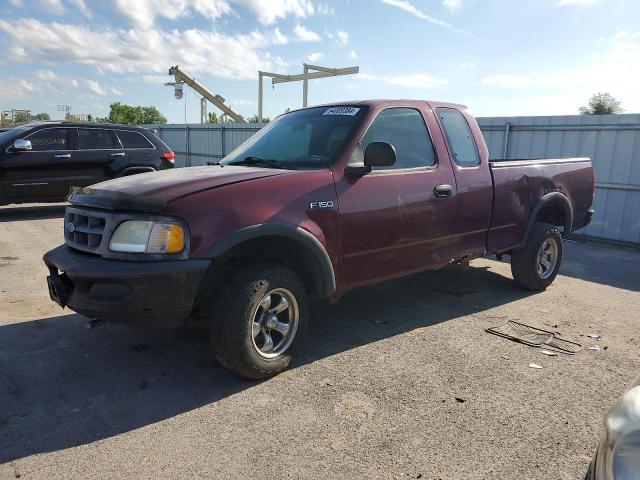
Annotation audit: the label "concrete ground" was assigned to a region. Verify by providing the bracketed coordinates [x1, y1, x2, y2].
[1, 203, 639, 480]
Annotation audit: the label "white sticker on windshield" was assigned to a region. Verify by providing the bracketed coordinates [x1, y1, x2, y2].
[323, 107, 360, 116]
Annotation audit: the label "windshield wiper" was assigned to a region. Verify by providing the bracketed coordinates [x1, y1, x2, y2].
[228, 156, 285, 169]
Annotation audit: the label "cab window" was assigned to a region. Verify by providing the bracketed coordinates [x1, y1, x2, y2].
[26, 128, 74, 151]
[78, 129, 117, 150]
[361, 108, 436, 170]
[437, 108, 480, 167]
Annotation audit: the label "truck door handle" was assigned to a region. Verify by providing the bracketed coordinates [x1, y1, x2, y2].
[434, 184, 453, 198]
[110, 152, 126, 157]
[53, 154, 71, 159]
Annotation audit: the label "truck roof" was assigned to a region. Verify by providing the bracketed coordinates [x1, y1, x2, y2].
[292, 99, 469, 113]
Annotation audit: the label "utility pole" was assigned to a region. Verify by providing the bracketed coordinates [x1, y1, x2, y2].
[257, 64, 359, 122]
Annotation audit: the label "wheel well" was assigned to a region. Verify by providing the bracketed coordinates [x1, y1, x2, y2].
[535, 202, 567, 229]
[214, 235, 328, 296]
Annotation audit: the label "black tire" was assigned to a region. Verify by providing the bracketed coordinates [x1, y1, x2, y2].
[206, 263, 308, 379]
[511, 222, 563, 291]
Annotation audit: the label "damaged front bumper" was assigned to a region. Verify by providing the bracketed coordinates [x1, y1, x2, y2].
[43, 245, 210, 329]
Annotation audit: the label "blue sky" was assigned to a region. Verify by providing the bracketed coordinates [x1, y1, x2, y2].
[1, 0, 639, 122]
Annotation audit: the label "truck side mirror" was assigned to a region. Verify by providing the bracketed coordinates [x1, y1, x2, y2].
[364, 142, 396, 168]
[344, 141, 397, 177]
[13, 139, 32, 152]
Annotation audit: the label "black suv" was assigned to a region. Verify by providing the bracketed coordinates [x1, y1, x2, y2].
[0, 122, 175, 205]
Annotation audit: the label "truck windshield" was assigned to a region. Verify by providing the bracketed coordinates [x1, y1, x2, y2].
[221, 106, 367, 169]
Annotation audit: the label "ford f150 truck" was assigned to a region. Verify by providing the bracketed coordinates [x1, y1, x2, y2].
[43, 100, 595, 379]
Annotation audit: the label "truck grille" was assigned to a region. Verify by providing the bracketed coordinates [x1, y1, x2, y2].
[64, 207, 109, 254]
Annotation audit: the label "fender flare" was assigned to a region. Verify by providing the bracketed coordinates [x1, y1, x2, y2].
[521, 192, 573, 248]
[206, 223, 336, 297]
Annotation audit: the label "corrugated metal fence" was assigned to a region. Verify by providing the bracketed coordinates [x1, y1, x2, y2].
[148, 113, 640, 246]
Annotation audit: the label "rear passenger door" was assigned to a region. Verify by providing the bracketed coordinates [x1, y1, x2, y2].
[436, 107, 493, 259]
[74, 128, 123, 187]
[2, 127, 77, 199]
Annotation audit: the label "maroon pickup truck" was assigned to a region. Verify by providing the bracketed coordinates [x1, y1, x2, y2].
[44, 100, 595, 379]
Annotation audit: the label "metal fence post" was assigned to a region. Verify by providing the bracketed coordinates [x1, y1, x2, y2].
[502, 122, 511, 159]
[185, 125, 191, 167]
[221, 124, 226, 158]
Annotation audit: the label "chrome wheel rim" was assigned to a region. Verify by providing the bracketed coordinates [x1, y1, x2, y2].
[537, 238, 558, 279]
[251, 288, 299, 359]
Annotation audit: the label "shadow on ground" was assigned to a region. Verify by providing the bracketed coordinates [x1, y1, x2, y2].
[1, 263, 529, 464]
[0, 204, 66, 222]
[1, 239, 638, 464]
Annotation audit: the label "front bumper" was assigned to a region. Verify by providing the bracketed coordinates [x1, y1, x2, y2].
[43, 245, 210, 329]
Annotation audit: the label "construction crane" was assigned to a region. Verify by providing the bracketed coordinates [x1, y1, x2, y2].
[168, 65, 246, 123]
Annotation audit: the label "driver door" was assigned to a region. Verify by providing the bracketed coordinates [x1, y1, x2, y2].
[2, 127, 77, 200]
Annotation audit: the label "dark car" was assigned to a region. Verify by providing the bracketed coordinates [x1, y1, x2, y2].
[43, 100, 594, 379]
[0, 122, 175, 205]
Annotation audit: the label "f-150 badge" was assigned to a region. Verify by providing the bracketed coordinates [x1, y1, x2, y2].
[309, 201, 334, 209]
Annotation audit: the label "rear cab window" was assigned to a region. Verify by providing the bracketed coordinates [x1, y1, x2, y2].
[437, 107, 480, 167]
[78, 129, 118, 150]
[361, 107, 436, 170]
[116, 130, 154, 149]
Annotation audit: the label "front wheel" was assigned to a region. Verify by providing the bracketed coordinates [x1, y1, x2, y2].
[208, 263, 308, 379]
[511, 222, 563, 291]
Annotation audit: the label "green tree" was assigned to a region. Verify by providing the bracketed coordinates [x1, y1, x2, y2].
[207, 112, 219, 123]
[579, 93, 624, 115]
[32, 112, 51, 121]
[14, 111, 32, 123]
[247, 114, 270, 123]
[106, 102, 167, 125]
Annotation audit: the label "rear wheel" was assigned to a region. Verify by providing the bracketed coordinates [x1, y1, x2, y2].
[511, 222, 563, 291]
[206, 263, 308, 379]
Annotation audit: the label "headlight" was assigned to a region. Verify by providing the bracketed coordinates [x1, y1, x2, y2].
[109, 220, 185, 254]
[613, 431, 640, 479]
[594, 378, 640, 480]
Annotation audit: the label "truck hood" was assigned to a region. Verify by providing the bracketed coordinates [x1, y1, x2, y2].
[87, 165, 290, 206]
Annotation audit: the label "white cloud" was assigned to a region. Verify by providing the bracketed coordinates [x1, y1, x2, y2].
[294, 23, 320, 41]
[336, 30, 349, 45]
[557, 0, 598, 5]
[349, 50, 357, 59]
[0, 18, 290, 80]
[307, 52, 325, 62]
[271, 27, 289, 45]
[460, 61, 475, 69]
[9, 0, 23, 6]
[39, 0, 64, 14]
[84, 79, 107, 96]
[480, 34, 640, 113]
[235, 0, 315, 24]
[0, 71, 118, 105]
[0, 78, 35, 101]
[316, 3, 334, 15]
[386, 73, 448, 88]
[380, 0, 473, 36]
[111, 0, 314, 28]
[113, 0, 232, 29]
[443, 0, 461, 12]
[70, 0, 91, 17]
[361, 72, 448, 89]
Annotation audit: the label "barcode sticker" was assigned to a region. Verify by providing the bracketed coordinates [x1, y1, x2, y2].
[323, 107, 360, 116]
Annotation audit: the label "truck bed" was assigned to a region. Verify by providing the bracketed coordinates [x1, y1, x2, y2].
[487, 157, 594, 253]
